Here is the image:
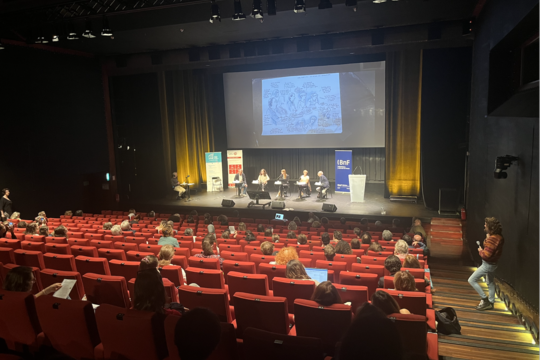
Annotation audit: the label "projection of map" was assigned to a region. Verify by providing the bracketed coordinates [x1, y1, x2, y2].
[261, 73, 342, 136]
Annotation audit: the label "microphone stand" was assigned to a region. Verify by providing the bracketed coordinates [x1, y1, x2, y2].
[185, 175, 191, 202]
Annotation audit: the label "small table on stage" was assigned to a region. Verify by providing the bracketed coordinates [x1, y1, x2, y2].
[180, 183, 195, 202]
[233, 180, 244, 198]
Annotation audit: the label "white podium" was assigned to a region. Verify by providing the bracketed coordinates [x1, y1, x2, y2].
[349, 175, 366, 202]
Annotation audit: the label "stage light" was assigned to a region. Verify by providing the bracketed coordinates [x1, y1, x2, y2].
[52, 34, 59, 42]
[494, 155, 518, 179]
[373, 0, 387, 3]
[82, 18, 96, 38]
[251, 0, 263, 19]
[294, 0, 306, 13]
[267, 0, 277, 15]
[0, 41, 4, 50]
[209, 0, 221, 23]
[106, 173, 110, 181]
[318, 0, 332, 10]
[101, 16, 113, 37]
[233, 0, 246, 20]
[345, 0, 357, 6]
[67, 22, 79, 40]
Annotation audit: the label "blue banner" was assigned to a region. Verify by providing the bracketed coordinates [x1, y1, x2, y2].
[335, 150, 352, 192]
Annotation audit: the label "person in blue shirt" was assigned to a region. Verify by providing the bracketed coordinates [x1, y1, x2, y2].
[316, 171, 330, 198]
[158, 226, 179, 248]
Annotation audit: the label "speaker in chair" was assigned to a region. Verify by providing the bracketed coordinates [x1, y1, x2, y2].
[221, 199, 235, 208]
[322, 203, 337, 212]
[271, 201, 286, 210]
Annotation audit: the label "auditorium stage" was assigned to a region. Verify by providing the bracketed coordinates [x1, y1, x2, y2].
[135, 183, 448, 220]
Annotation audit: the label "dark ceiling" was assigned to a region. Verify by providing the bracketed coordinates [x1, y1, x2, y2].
[0, 0, 477, 55]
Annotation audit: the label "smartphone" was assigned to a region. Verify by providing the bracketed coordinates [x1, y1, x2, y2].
[8, 222, 12, 226]
[41, 217, 44, 221]
[476, 241, 481, 246]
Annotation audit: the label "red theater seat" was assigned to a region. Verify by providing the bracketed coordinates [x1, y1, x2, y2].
[220, 250, 249, 262]
[159, 265, 184, 287]
[84, 233, 104, 240]
[44, 243, 72, 255]
[83, 274, 130, 308]
[35, 296, 101, 360]
[234, 292, 290, 337]
[126, 251, 154, 262]
[0, 291, 41, 351]
[98, 248, 127, 261]
[249, 254, 275, 273]
[14, 249, 45, 269]
[67, 239, 91, 247]
[227, 272, 270, 305]
[177, 285, 233, 323]
[184, 268, 225, 289]
[170, 255, 188, 270]
[75, 256, 111, 276]
[40, 269, 85, 300]
[113, 242, 139, 252]
[222, 260, 256, 283]
[45, 237, 68, 244]
[0, 247, 15, 265]
[71, 246, 99, 258]
[339, 272, 379, 298]
[218, 244, 242, 252]
[333, 284, 369, 313]
[20, 241, 46, 253]
[314, 260, 347, 283]
[138, 244, 161, 255]
[188, 256, 220, 270]
[89, 240, 113, 249]
[43, 253, 77, 272]
[272, 277, 316, 314]
[259, 263, 286, 290]
[0, 239, 21, 250]
[24, 235, 46, 243]
[350, 263, 385, 278]
[109, 259, 140, 282]
[334, 254, 358, 271]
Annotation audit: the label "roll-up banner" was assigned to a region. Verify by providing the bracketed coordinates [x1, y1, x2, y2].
[335, 150, 352, 193]
[205, 152, 223, 191]
[227, 150, 243, 188]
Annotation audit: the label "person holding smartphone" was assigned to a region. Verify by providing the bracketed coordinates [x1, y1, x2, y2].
[0, 222, 16, 239]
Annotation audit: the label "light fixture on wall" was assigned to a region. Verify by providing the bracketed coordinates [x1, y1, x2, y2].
[494, 155, 519, 179]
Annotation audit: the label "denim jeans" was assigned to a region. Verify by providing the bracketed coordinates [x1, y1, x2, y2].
[468, 260, 498, 303]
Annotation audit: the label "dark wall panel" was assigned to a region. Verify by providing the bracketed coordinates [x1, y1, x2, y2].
[0, 47, 109, 217]
[467, 0, 539, 309]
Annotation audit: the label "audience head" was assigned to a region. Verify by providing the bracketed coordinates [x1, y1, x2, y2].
[169, 214, 181, 223]
[103, 222, 113, 230]
[402, 234, 413, 246]
[382, 230, 393, 241]
[308, 212, 315, 219]
[75, 210, 83, 217]
[147, 210, 156, 218]
[392, 218, 400, 228]
[111, 225, 122, 236]
[64, 210, 73, 217]
[201, 239, 215, 256]
[353, 227, 361, 237]
[238, 222, 246, 231]
[368, 242, 383, 252]
[207, 224, 215, 234]
[275, 247, 298, 265]
[287, 222, 297, 231]
[297, 234, 307, 245]
[264, 228, 272, 237]
[394, 240, 409, 256]
[311, 221, 321, 229]
[10, 212, 20, 220]
[53, 225, 68, 238]
[232, 210, 239, 218]
[338, 303, 402, 360]
[360, 218, 368, 225]
[413, 217, 422, 226]
[340, 217, 346, 225]
[39, 225, 49, 237]
[203, 213, 211, 219]
[335, 240, 352, 255]
[167, 221, 175, 228]
[285, 259, 311, 280]
[286, 231, 297, 240]
[2, 266, 34, 292]
[244, 233, 256, 242]
[333, 230, 343, 240]
[38, 211, 47, 218]
[184, 228, 194, 236]
[139, 255, 159, 271]
[292, 216, 301, 224]
[186, 215, 195, 223]
[403, 255, 421, 269]
[311, 281, 343, 306]
[371, 290, 401, 315]
[272, 234, 280, 242]
[324, 244, 336, 261]
[394, 270, 417, 291]
[384, 255, 402, 275]
[260, 241, 274, 255]
[158, 245, 175, 266]
[24, 223, 38, 235]
[120, 220, 132, 231]
[374, 220, 382, 226]
[190, 210, 199, 216]
[221, 230, 230, 239]
[134, 262, 166, 313]
[257, 224, 265, 233]
[413, 232, 424, 243]
[174, 308, 221, 360]
[350, 238, 360, 249]
[17, 221, 27, 229]
[321, 232, 330, 246]
[321, 217, 329, 225]
[162, 226, 174, 238]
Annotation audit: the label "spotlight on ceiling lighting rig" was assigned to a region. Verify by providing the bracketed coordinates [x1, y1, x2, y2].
[294, 0, 306, 13]
[209, 0, 221, 23]
[251, 0, 264, 20]
[233, 0, 246, 20]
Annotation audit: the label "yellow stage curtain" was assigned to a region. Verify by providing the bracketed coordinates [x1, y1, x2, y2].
[385, 50, 423, 196]
[158, 70, 214, 188]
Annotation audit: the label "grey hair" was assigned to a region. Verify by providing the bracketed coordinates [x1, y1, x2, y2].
[382, 230, 393, 241]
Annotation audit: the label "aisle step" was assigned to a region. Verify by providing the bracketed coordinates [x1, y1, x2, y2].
[430, 224, 462, 232]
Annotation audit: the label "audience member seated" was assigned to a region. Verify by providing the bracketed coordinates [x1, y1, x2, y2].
[168, 214, 181, 223]
[74, 210, 83, 217]
[340, 217, 346, 225]
[128, 209, 140, 221]
[272, 234, 280, 243]
[382, 230, 393, 242]
[64, 210, 73, 217]
[194, 239, 223, 269]
[391, 218, 400, 229]
[320, 217, 329, 229]
[371, 290, 410, 315]
[182, 228, 192, 237]
[158, 245, 175, 267]
[186, 215, 196, 224]
[39, 225, 50, 237]
[350, 238, 361, 250]
[393, 270, 417, 291]
[331, 231, 343, 245]
[155, 220, 167, 233]
[286, 259, 319, 286]
[207, 224, 215, 235]
[174, 308, 221, 360]
[111, 225, 123, 236]
[297, 234, 307, 245]
[361, 232, 372, 245]
[136, 255, 181, 315]
[287, 222, 297, 231]
[403, 255, 421, 269]
[379, 255, 402, 288]
[264, 228, 272, 237]
[17, 220, 27, 229]
[394, 240, 409, 260]
[121, 220, 136, 234]
[218, 215, 228, 226]
[273, 247, 298, 265]
[338, 303, 402, 360]
[238, 222, 246, 231]
[244, 233, 256, 243]
[360, 218, 368, 226]
[53, 225, 69, 239]
[24, 223, 38, 235]
[158, 226, 179, 247]
[374, 221, 382, 226]
[324, 244, 336, 261]
[413, 232, 427, 247]
[103, 222, 113, 230]
[335, 240, 352, 255]
[38, 210, 48, 221]
[261, 241, 274, 256]
[3, 266, 61, 298]
[286, 231, 297, 240]
[311, 221, 322, 230]
[311, 281, 343, 306]
[368, 242, 383, 252]
[221, 230, 231, 239]
[10, 212, 21, 220]
[190, 210, 199, 217]
[410, 218, 426, 239]
[292, 216, 302, 225]
[353, 227, 361, 238]
[147, 210, 156, 219]
[307, 213, 318, 224]
[321, 232, 330, 246]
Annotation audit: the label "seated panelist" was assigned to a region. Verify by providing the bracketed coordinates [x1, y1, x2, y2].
[299, 170, 311, 196]
[258, 169, 270, 191]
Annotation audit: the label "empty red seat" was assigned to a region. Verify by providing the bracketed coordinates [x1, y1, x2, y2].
[126, 251, 154, 261]
[333, 284, 369, 313]
[0, 290, 41, 351]
[40, 269, 84, 300]
[366, 250, 394, 257]
[350, 263, 385, 278]
[159, 265, 184, 287]
[188, 256, 220, 270]
[177, 285, 233, 323]
[339, 272, 378, 298]
[109, 259, 140, 282]
[45, 237, 68, 245]
[170, 255, 188, 270]
[388, 312, 438, 360]
[0, 247, 15, 265]
[75, 256, 111, 276]
[333, 254, 358, 271]
[71, 246, 98, 258]
[44, 243, 72, 255]
[249, 254, 275, 273]
[125, 236, 147, 245]
[89, 240, 114, 249]
[293, 299, 352, 355]
[94, 304, 168, 360]
[98, 248, 127, 261]
[314, 260, 347, 283]
[83, 273, 130, 308]
[173, 248, 190, 258]
[138, 244, 161, 255]
[259, 263, 286, 290]
[360, 255, 388, 266]
[23, 235, 45, 243]
[228, 272, 270, 305]
[67, 239, 91, 247]
[222, 260, 256, 283]
[220, 251, 249, 262]
[184, 268, 225, 289]
[272, 277, 316, 314]
[233, 292, 289, 337]
[104, 235, 126, 242]
[113, 242, 139, 252]
[84, 233, 104, 240]
[43, 253, 76, 272]
[14, 249, 45, 269]
[0, 239, 21, 250]
[20, 241, 46, 253]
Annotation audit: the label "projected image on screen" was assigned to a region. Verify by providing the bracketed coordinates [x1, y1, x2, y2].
[261, 73, 342, 136]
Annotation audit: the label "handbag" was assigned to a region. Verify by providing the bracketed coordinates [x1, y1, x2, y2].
[435, 307, 461, 335]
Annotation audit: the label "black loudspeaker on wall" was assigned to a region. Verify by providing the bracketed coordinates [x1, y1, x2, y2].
[221, 199, 235, 207]
[271, 201, 286, 209]
[322, 203, 337, 212]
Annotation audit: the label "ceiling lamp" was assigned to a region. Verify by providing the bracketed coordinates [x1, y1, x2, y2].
[233, 0, 246, 20]
[251, 0, 264, 19]
[294, 0, 306, 13]
[318, 0, 332, 9]
[67, 22, 78, 40]
[101, 16, 113, 36]
[82, 18, 96, 38]
[209, 0, 221, 23]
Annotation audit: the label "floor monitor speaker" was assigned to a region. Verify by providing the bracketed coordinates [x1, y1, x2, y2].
[221, 199, 235, 207]
[271, 201, 286, 209]
[322, 203, 337, 212]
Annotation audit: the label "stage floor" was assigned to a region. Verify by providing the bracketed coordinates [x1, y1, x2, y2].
[138, 184, 447, 219]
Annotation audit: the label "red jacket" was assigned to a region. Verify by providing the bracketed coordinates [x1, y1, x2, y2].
[480, 234, 504, 263]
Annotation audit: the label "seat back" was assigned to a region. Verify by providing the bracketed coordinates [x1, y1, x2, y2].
[360, 255, 388, 266]
[159, 265, 184, 287]
[294, 299, 352, 355]
[333, 284, 369, 314]
[95, 304, 167, 360]
[40, 269, 85, 300]
[0, 247, 15, 265]
[334, 254, 357, 271]
[44, 243, 72, 255]
[113, 242, 139, 252]
[75, 256, 111, 276]
[67, 239, 91, 247]
[220, 251, 249, 262]
[89, 240, 113, 249]
[366, 250, 394, 257]
[188, 256, 221, 270]
[272, 277, 316, 314]
[338, 272, 379, 298]
[127, 278, 179, 306]
[387, 313, 428, 356]
[350, 263, 385, 278]
[400, 268, 426, 279]
[242, 327, 326, 360]
[109, 260, 140, 282]
[0, 239, 21, 250]
[227, 272, 269, 305]
[84, 233, 104, 240]
[126, 251, 154, 261]
[222, 260, 256, 283]
[0, 290, 41, 350]
[21, 241, 46, 253]
[233, 292, 289, 338]
[14, 249, 45, 269]
[249, 254, 275, 273]
[98, 248, 127, 261]
[138, 244, 162, 255]
[71, 246, 99, 258]
[170, 255, 188, 270]
[43, 253, 76, 272]
[380, 289, 427, 316]
[259, 264, 286, 290]
[35, 296, 100, 360]
[184, 268, 225, 289]
[82, 273, 130, 308]
[314, 260, 347, 283]
[298, 251, 325, 264]
[24, 235, 46, 243]
[177, 285, 233, 323]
